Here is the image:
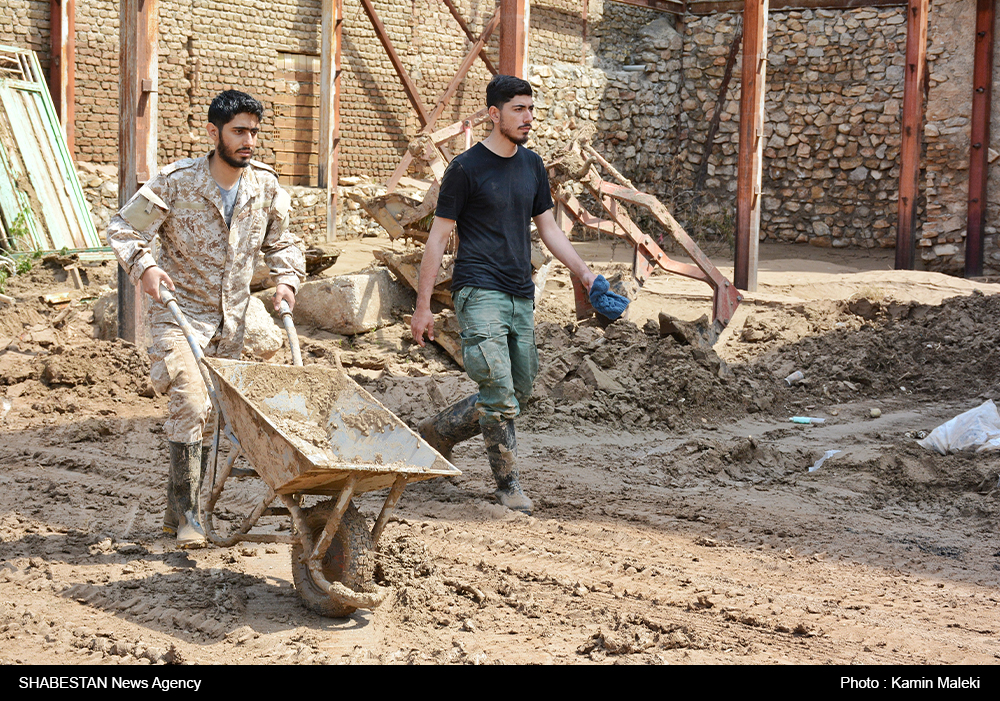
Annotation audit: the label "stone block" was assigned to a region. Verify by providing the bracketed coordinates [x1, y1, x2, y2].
[244, 296, 284, 360]
[289, 268, 414, 335]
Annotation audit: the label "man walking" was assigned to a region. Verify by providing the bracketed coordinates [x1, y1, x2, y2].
[108, 90, 305, 546]
[411, 75, 618, 515]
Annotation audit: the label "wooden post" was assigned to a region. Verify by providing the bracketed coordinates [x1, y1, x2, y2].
[966, 0, 995, 278]
[895, 0, 930, 271]
[499, 0, 529, 78]
[117, 0, 155, 344]
[136, 0, 158, 183]
[734, 0, 768, 292]
[49, 0, 75, 155]
[117, 0, 139, 344]
[319, 0, 343, 242]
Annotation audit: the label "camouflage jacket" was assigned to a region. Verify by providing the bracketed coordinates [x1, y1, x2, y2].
[107, 154, 305, 356]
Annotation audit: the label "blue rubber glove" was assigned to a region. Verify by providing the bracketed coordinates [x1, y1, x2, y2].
[589, 275, 630, 320]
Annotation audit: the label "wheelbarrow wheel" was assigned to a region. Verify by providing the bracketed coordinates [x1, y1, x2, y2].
[291, 499, 374, 618]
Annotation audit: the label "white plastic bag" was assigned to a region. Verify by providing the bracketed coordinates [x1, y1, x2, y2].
[917, 399, 1000, 455]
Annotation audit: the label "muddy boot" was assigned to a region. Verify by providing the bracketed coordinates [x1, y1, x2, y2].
[418, 393, 482, 461]
[482, 420, 533, 515]
[162, 498, 177, 536]
[168, 441, 206, 548]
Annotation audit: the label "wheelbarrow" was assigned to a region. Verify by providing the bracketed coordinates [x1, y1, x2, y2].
[159, 285, 460, 617]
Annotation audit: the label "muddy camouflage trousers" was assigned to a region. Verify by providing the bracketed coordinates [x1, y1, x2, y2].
[149, 322, 236, 444]
[452, 287, 538, 425]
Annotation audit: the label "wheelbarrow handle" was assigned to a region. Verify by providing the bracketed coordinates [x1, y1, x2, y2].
[158, 282, 218, 403]
[277, 299, 303, 367]
[159, 283, 205, 365]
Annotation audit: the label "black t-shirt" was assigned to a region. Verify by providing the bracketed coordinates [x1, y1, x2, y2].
[435, 142, 553, 299]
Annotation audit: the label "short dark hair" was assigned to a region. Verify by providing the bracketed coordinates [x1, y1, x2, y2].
[486, 75, 532, 110]
[208, 90, 264, 129]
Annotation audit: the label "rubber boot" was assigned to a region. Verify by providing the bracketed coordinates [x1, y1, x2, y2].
[162, 499, 177, 536]
[168, 441, 206, 548]
[482, 420, 533, 515]
[418, 393, 482, 461]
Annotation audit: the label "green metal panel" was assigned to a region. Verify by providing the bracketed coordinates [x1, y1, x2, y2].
[0, 45, 101, 252]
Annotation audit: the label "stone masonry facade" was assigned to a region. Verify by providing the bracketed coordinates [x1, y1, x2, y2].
[584, 4, 908, 251]
[2, 1, 1000, 269]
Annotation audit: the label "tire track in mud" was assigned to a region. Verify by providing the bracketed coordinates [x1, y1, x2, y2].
[370, 513, 999, 664]
[0, 422, 382, 664]
[0, 535, 377, 665]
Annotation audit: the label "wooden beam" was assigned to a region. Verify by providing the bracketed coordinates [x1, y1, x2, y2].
[136, 0, 157, 183]
[118, 0, 140, 344]
[319, 0, 343, 241]
[426, 13, 501, 127]
[499, 0, 528, 78]
[49, 0, 75, 155]
[895, 0, 929, 271]
[734, 0, 767, 292]
[359, 0, 431, 127]
[685, 0, 904, 12]
[116, 0, 156, 344]
[384, 14, 498, 194]
[441, 0, 498, 75]
[966, 0, 995, 278]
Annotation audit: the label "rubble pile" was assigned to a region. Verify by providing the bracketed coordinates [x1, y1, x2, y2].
[523, 319, 781, 431]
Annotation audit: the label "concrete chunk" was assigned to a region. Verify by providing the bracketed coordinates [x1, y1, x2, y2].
[292, 268, 414, 335]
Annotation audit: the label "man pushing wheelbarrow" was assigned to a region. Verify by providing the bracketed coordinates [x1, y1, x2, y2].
[107, 90, 305, 548]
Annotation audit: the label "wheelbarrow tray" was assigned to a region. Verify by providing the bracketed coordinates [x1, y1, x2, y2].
[203, 358, 460, 496]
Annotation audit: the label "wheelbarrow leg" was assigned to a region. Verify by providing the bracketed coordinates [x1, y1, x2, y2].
[371, 474, 408, 547]
[310, 474, 359, 563]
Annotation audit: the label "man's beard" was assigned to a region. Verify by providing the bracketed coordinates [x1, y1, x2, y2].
[218, 140, 251, 169]
[500, 120, 529, 146]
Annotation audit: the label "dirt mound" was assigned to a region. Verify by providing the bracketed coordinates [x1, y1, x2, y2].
[1, 338, 151, 403]
[744, 290, 1000, 404]
[522, 319, 782, 430]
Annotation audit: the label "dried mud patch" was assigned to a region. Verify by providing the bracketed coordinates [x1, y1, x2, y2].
[808, 441, 1000, 513]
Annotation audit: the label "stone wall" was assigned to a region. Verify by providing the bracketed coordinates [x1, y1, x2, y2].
[76, 162, 381, 245]
[588, 4, 907, 250]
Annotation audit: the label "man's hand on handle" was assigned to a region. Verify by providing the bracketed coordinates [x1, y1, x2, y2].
[140, 266, 174, 303]
[272, 283, 296, 312]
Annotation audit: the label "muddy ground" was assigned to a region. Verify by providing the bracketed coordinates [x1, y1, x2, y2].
[0, 237, 999, 666]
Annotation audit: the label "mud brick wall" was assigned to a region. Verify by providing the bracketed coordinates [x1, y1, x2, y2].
[6, 0, 506, 180]
[71, 0, 328, 164]
[0, 0, 50, 58]
[529, 0, 588, 66]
